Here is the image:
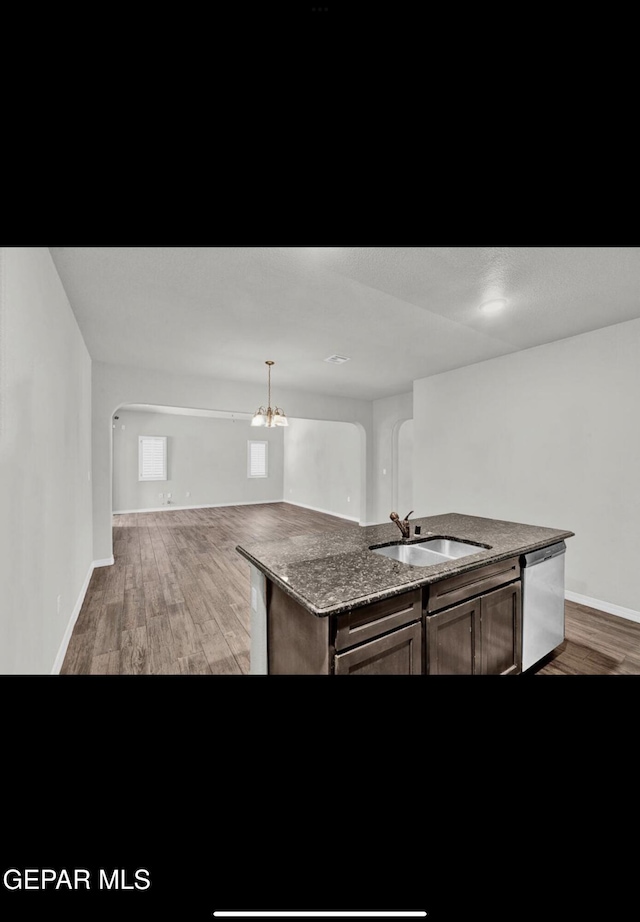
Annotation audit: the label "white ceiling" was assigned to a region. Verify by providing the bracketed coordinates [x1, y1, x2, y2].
[49, 246, 640, 401]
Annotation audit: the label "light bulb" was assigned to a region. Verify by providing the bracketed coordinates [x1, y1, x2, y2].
[479, 298, 508, 314]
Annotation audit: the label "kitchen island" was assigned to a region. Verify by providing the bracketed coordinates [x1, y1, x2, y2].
[235, 512, 574, 675]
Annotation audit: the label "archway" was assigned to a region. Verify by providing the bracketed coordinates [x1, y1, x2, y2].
[393, 417, 414, 518]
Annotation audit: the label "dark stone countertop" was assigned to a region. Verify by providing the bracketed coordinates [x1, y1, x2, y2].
[235, 512, 575, 617]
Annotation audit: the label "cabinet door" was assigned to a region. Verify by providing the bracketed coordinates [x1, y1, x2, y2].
[479, 582, 521, 676]
[426, 598, 478, 675]
[334, 622, 422, 675]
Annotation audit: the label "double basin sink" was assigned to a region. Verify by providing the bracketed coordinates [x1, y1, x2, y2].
[371, 537, 488, 567]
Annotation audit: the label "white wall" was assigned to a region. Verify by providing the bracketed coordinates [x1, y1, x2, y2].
[113, 409, 284, 511]
[283, 418, 360, 521]
[93, 362, 373, 561]
[371, 391, 413, 525]
[0, 247, 93, 674]
[413, 318, 640, 615]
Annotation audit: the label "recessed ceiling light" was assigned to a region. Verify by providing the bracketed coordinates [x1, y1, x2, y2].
[324, 354, 351, 364]
[479, 298, 508, 314]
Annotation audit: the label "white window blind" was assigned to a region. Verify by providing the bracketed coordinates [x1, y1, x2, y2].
[139, 436, 167, 481]
[248, 440, 268, 478]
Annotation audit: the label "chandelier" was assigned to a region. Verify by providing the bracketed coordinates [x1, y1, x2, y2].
[251, 360, 288, 427]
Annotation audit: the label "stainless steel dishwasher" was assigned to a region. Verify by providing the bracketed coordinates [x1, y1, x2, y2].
[521, 541, 566, 671]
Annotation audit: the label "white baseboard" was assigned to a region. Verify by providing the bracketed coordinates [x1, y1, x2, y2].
[50, 557, 114, 674]
[283, 501, 359, 523]
[113, 500, 282, 515]
[565, 590, 640, 625]
[51, 562, 93, 674]
[93, 556, 114, 568]
[113, 500, 360, 523]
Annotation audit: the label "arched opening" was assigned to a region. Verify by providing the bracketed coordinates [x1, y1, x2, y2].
[110, 403, 365, 524]
[111, 403, 266, 515]
[393, 418, 414, 518]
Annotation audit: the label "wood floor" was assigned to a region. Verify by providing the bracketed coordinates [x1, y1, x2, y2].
[532, 599, 640, 675]
[61, 502, 640, 675]
[60, 503, 357, 675]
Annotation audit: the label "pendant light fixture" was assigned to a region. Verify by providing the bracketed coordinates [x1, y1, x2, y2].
[251, 360, 289, 427]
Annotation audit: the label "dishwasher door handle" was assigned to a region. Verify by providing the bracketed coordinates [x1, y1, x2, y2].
[522, 541, 566, 568]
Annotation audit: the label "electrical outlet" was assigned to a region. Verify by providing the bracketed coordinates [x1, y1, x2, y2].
[186, 491, 191, 498]
[383, 468, 387, 475]
[56, 594, 62, 614]
[167, 493, 172, 498]
[347, 496, 351, 503]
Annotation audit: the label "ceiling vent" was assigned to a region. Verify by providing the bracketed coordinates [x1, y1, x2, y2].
[324, 354, 351, 365]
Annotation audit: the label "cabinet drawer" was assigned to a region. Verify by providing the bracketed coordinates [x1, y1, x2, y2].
[427, 556, 520, 613]
[334, 621, 423, 675]
[334, 589, 421, 652]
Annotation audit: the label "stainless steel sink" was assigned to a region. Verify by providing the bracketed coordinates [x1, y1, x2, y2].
[371, 544, 451, 566]
[421, 538, 483, 558]
[370, 537, 485, 567]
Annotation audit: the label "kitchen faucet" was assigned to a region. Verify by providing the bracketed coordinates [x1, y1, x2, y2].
[390, 510, 414, 540]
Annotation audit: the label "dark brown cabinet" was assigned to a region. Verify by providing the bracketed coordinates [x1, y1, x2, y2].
[267, 583, 423, 675]
[266, 556, 522, 676]
[334, 621, 422, 675]
[334, 589, 421, 653]
[426, 596, 479, 674]
[479, 582, 521, 675]
[426, 577, 521, 676]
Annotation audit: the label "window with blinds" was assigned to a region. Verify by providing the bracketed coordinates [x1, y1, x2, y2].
[139, 436, 167, 481]
[247, 440, 268, 478]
